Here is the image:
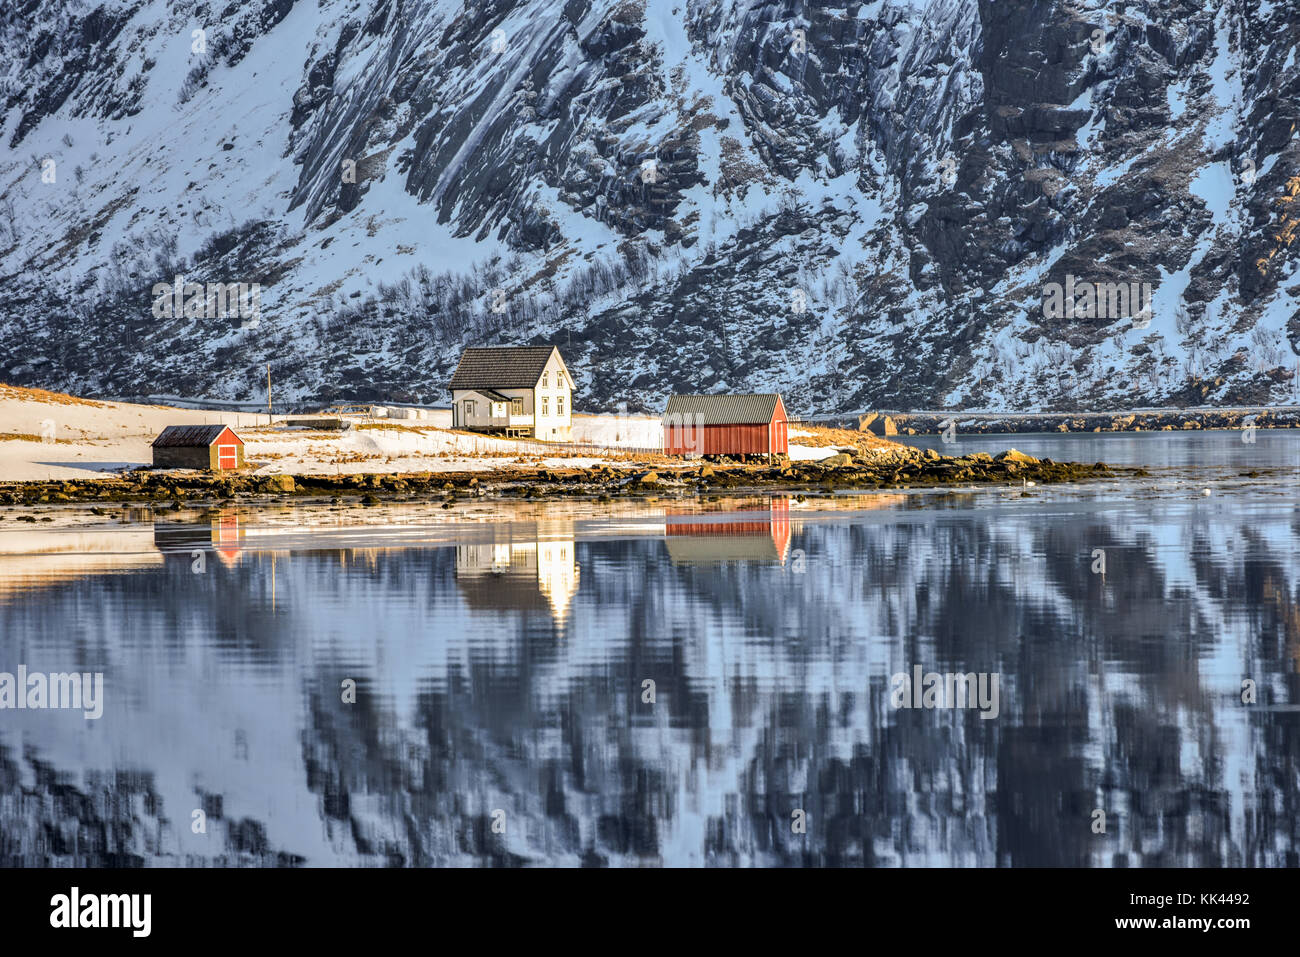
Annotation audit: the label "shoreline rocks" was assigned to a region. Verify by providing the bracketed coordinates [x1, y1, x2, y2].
[854, 408, 1300, 436]
[0, 448, 1125, 510]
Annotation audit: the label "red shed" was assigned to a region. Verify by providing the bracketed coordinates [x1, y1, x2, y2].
[661, 393, 789, 459]
[151, 424, 246, 471]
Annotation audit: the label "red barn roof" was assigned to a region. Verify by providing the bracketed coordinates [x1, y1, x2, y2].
[151, 425, 244, 448]
[661, 394, 785, 425]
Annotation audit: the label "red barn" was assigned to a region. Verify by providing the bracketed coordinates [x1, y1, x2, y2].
[661, 393, 789, 459]
[151, 425, 245, 471]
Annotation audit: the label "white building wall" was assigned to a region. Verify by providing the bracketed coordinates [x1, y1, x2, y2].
[452, 390, 506, 429]
[533, 351, 573, 441]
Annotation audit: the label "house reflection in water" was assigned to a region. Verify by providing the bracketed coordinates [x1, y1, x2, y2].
[152, 510, 245, 568]
[454, 520, 580, 623]
[664, 498, 792, 564]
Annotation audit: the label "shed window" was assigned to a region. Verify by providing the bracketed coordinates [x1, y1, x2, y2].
[510, 398, 523, 415]
[464, 399, 476, 417]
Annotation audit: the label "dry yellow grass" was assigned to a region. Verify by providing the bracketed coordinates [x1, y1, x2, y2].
[0, 383, 110, 407]
[0, 432, 75, 444]
[354, 422, 429, 435]
[793, 424, 908, 454]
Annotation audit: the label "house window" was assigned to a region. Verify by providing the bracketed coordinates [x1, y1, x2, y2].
[464, 399, 475, 417]
[556, 397, 564, 416]
[510, 398, 523, 415]
[541, 372, 549, 387]
[542, 397, 549, 416]
[557, 372, 565, 388]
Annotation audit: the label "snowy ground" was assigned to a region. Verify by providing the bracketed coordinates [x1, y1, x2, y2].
[0, 387, 844, 480]
[788, 444, 847, 461]
[570, 412, 664, 447]
[248, 423, 618, 476]
[0, 386, 270, 481]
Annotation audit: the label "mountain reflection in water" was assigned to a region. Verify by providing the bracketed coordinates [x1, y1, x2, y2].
[1, 485, 1298, 867]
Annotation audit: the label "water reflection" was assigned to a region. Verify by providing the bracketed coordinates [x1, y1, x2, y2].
[664, 499, 792, 564]
[1, 481, 1298, 867]
[455, 521, 579, 623]
[155, 509, 246, 568]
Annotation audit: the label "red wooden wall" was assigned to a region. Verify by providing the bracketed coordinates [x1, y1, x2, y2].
[664, 399, 788, 455]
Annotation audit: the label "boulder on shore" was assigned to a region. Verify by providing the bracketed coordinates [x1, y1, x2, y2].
[995, 449, 1039, 465]
[819, 453, 854, 467]
[858, 412, 898, 436]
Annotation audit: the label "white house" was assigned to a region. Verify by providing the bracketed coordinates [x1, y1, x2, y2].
[448, 345, 575, 440]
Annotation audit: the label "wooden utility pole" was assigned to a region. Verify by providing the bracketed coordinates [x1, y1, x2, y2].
[266, 364, 272, 423]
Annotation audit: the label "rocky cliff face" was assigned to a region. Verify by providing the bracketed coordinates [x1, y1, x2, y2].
[2, 0, 1299, 413]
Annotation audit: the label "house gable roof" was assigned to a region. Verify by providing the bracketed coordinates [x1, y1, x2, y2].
[449, 346, 568, 391]
[661, 394, 784, 426]
[152, 425, 244, 448]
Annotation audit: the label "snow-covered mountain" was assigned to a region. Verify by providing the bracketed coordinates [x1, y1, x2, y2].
[3, 0, 1299, 413]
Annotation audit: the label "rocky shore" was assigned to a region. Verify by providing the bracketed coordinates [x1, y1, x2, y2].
[857, 407, 1300, 436]
[0, 446, 1126, 510]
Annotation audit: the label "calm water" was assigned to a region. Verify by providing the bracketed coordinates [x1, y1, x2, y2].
[2, 432, 1299, 867]
[894, 427, 1300, 468]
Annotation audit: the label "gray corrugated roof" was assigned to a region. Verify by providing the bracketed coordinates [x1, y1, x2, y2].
[152, 424, 243, 447]
[449, 346, 565, 390]
[661, 394, 784, 425]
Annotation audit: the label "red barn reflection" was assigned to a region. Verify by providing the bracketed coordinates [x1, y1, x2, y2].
[664, 498, 792, 564]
